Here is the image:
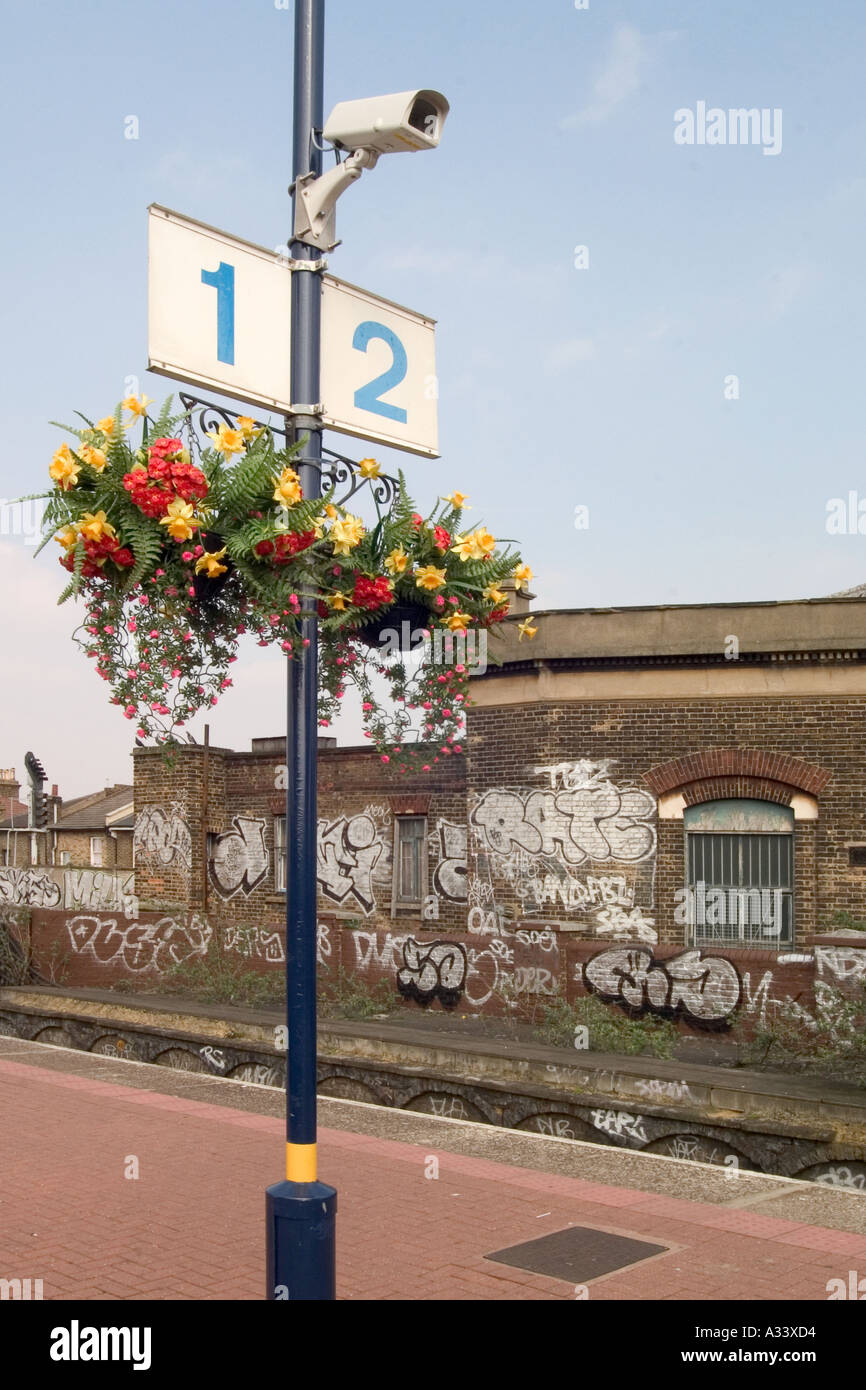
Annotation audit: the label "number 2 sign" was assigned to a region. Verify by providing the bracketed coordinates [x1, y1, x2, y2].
[148, 205, 439, 457]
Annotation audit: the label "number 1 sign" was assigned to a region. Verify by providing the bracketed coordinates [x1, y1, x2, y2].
[148, 205, 439, 457]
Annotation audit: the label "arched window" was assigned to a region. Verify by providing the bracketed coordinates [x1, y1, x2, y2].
[684, 799, 794, 947]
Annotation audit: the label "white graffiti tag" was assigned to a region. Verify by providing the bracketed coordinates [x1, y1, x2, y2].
[582, 947, 742, 1024]
[317, 813, 384, 914]
[0, 868, 61, 908]
[590, 1109, 648, 1144]
[66, 914, 211, 973]
[431, 821, 468, 902]
[133, 805, 192, 869]
[471, 779, 655, 866]
[208, 816, 269, 898]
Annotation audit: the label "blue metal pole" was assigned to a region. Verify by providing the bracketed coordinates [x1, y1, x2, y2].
[266, 0, 336, 1301]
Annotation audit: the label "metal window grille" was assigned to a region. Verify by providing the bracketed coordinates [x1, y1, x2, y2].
[687, 832, 794, 947]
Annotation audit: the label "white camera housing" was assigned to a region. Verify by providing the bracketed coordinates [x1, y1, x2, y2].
[323, 90, 449, 155]
[294, 89, 449, 249]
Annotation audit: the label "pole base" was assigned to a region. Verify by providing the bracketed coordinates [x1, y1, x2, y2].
[266, 1180, 337, 1300]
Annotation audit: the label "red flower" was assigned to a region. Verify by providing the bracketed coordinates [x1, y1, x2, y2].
[254, 539, 275, 557]
[433, 525, 451, 552]
[411, 513, 423, 528]
[351, 574, 393, 611]
[113, 548, 134, 568]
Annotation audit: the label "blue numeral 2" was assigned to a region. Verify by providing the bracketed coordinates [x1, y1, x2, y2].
[201, 261, 235, 365]
[353, 320, 408, 423]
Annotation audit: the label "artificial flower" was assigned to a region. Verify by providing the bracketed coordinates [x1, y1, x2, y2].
[330, 513, 365, 555]
[518, 618, 538, 641]
[49, 443, 81, 490]
[272, 467, 303, 506]
[207, 423, 245, 458]
[77, 444, 106, 474]
[159, 499, 197, 542]
[326, 591, 349, 611]
[513, 563, 534, 591]
[415, 564, 447, 591]
[78, 511, 116, 544]
[194, 548, 228, 578]
[442, 491, 469, 509]
[123, 393, 152, 418]
[54, 526, 78, 552]
[384, 545, 409, 575]
[359, 457, 381, 479]
[451, 528, 495, 562]
[442, 611, 473, 632]
[237, 416, 258, 442]
[483, 584, 507, 605]
[97, 416, 122, 437]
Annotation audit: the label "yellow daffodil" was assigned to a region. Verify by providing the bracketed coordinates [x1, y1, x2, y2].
[442, 610, 473, 632]
[160, 499, 197, 542]
[415, 565, 448, 590]
[359, 457, 381, 479]
[49, 443, 81, 491]
[518, 619, 538, 641]
[272, 467, 303, 507]
[122, 393, 152, 418]
[194, 548, 228, 578]
[326, 591, 349, 611]
[78, 511, 116, 544]
[207, 424, 245, 458]
[330, 513, 365, 555]
[385, 545, 410, 576]
[483, 584, 507, 605]
[237, 416, 258, 442]
[79, 443, 107, 473]
[451, 528, 496, 562]
[97, 416, 121, 438]
[54, 526, 78, 552]
[442, 491, 469, 509]
[513, 563, 534, 592]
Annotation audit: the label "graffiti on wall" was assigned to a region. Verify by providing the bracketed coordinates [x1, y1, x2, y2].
[0, 868, 61, 908]
[133, 805, 192, 872]
[351, 926, 560, 1010]
[396, 938, 467, 1008]
[317, 810, 388, 915]
[582, 947, 742, 1026]
[424, 820, 468, 920]
[468, 760, 657, 942]
[0, 868, 137, 916]
[208, 816, 269, 898]
[224, 923, 284, 963]
[66, 913, 210, 973]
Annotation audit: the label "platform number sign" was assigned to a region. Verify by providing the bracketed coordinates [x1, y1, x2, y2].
[200, 262, 235, 365]
[149, 205, 439, 457]
[352, 321, 408, 424]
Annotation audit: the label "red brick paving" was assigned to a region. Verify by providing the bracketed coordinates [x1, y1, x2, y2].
[0, 1054, 863, 1301]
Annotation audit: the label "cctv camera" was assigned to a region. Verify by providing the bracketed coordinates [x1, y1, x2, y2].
[323, 90, 449, 156]
[293, 88, 449, 249]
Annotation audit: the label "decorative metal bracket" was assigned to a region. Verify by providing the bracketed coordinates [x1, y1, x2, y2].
[178, 392, 401, 509]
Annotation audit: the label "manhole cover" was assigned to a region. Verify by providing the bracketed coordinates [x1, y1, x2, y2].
[485, 1226, 668, 1283]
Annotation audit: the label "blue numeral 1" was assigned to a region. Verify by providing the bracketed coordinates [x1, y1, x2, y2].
[201, 261, 235, 365]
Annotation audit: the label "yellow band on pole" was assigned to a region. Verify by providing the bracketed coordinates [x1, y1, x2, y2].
[286, 1142, 317, 1182]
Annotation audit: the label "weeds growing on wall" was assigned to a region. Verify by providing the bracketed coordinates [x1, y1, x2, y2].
[0, 923, 29, 986]
[533, 995, 678, 1059]
[733, 979, 866, 1083]
[318, 967, 396, 1022]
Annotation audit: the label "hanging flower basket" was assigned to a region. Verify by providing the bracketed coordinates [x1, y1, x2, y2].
[352, 600, 432, 652]
[24, 395, 536, 773]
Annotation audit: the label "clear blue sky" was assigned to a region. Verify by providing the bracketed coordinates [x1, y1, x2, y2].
[3, 0, 866, 793]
